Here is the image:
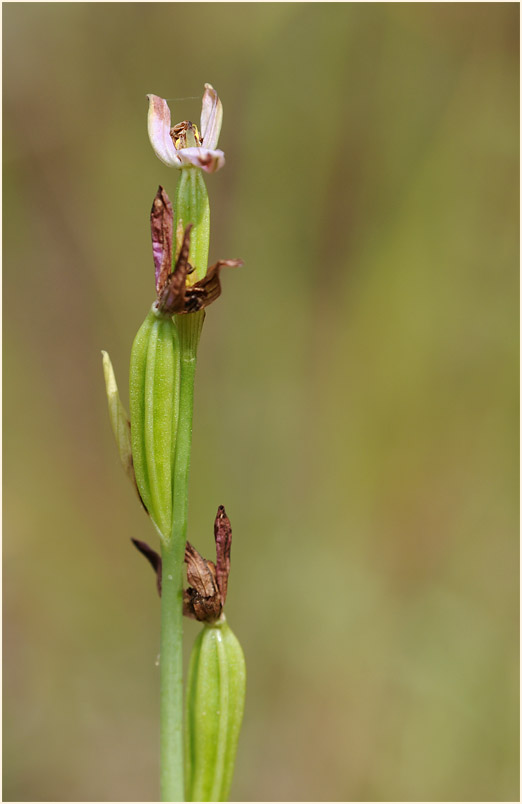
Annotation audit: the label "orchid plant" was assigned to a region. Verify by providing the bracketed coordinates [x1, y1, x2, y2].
[102, 84, 245, 803]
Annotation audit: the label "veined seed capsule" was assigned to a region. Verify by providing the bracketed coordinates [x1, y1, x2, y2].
[129, 306, 180, 543]
[185, 618, 246, 803]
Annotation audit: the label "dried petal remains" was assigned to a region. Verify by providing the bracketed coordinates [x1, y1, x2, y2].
[150, 186, 174, 294]
[151, 186, 242, 315]
[131, 505, 234, 624]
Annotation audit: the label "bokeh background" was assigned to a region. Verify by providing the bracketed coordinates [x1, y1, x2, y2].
[3, 3, 519, 801]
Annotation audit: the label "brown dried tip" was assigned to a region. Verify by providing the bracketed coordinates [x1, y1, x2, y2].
[131, 539, 162, 596]
[214, 504, 232, 606]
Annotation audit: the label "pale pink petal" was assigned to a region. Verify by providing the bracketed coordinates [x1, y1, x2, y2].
[147, 94, 182, 168]
[200, 84, 223, 150]
[178, 147, 225, 173]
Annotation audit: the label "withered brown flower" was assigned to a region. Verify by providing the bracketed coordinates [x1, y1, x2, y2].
[131, 505, 234, 624]
[150, 186, 242, 316]
[183, 505, 232, 623]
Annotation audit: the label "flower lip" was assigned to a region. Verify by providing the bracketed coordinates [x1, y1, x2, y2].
[147, 84, 225, 173]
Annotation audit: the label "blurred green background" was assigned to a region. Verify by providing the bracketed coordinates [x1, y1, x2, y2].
[3, 3, 519, 801]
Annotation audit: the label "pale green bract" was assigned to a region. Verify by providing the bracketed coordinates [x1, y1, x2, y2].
[101, 350, 134, 484]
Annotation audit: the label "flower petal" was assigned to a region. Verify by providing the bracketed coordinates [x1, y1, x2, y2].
[178, 147, 225, 173]
[147, 94, 182, 168]
[200, 83, 223, 150]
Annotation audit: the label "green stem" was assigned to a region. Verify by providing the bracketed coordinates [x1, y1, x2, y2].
[160, 540, 185, 802]
[160, 311, 204, 802]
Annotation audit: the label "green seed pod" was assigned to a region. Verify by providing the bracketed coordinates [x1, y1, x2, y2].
[185, 618, 246, 802]
[174, 167, 210, 283]
[129, 306, 180, 543]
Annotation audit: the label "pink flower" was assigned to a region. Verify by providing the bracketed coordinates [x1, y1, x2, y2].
[147, 84, 225, 173]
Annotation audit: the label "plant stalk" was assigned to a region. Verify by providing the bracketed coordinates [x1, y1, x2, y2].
[159, 310, 203, 802]
[160, 540, 185, 802]
[160, 162, 208, 801]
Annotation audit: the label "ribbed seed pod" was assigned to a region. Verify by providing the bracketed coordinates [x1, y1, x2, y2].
[174, 167, 210, 283]
[185, 619, 246, 802]
[129, 307, 180, 543]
